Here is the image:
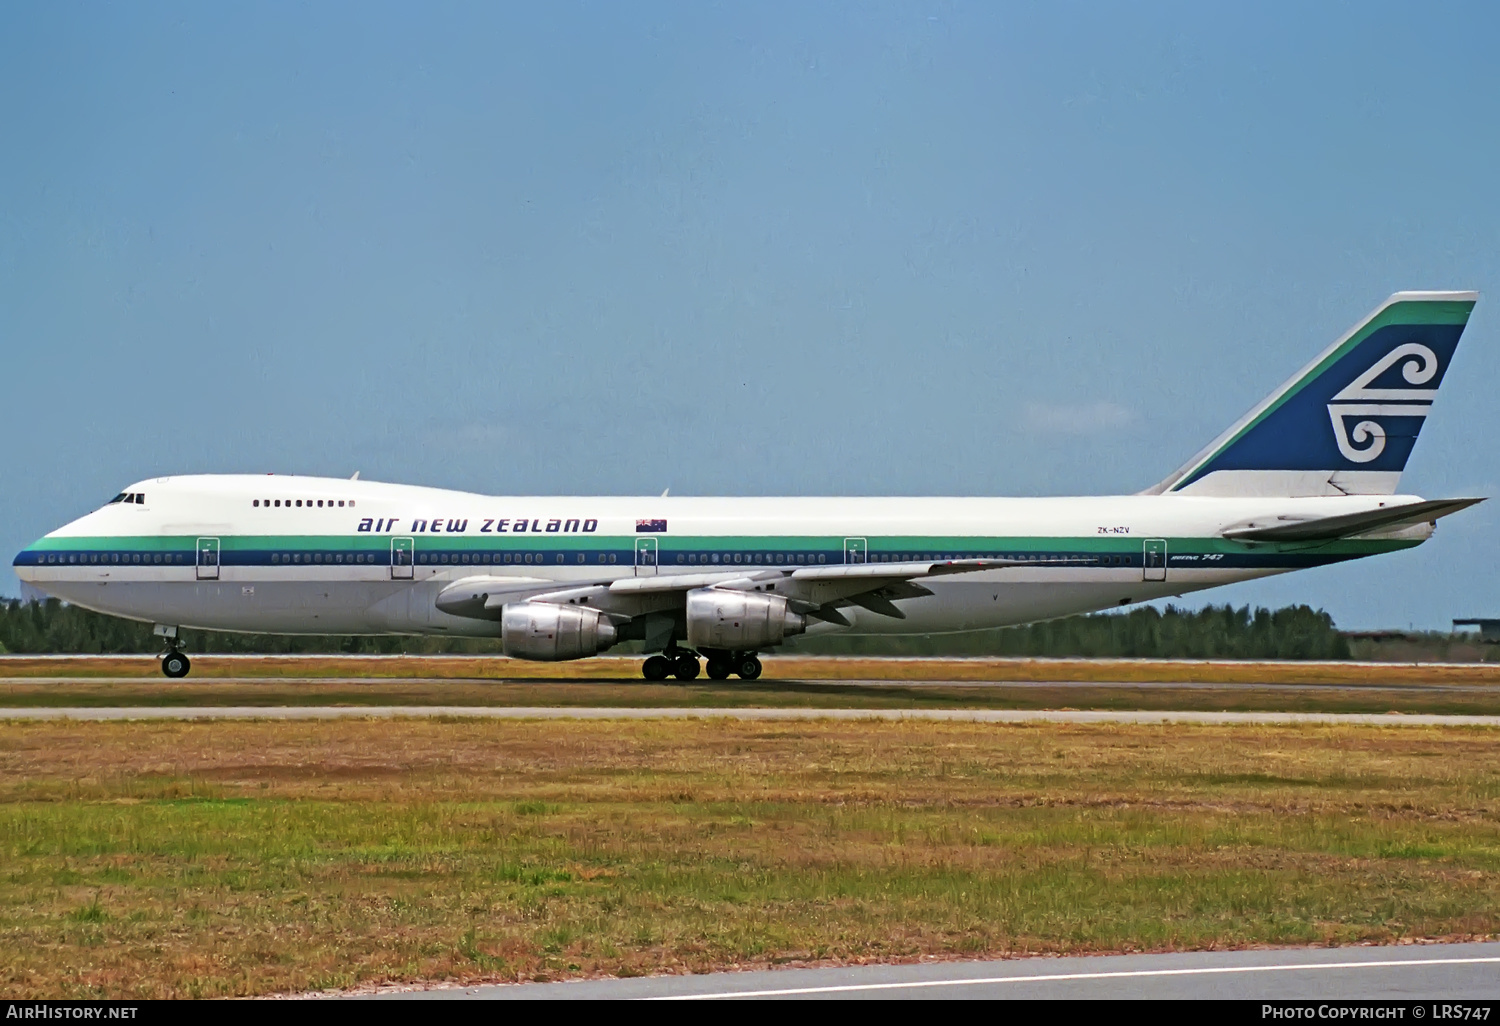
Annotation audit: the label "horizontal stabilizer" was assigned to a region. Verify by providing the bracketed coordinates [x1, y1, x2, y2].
[1223, 498, 1483, 542]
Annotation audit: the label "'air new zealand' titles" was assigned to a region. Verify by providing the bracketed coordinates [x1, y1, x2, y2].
[15, 291, 1485, 682]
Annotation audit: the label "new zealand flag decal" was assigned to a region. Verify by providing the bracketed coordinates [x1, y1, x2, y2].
[636, 519, 668, 533]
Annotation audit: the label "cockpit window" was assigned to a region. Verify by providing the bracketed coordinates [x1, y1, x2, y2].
[108, 493, 127, 504]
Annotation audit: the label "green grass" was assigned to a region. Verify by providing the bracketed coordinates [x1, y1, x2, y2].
[1, 719, 1498, 997]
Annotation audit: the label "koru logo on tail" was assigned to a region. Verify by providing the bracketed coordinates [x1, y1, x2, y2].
[1326, 343, 1440, 463]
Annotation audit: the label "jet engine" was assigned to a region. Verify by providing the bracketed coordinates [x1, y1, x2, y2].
[685, 588, 806, 651]
[501, 602, 618, 661]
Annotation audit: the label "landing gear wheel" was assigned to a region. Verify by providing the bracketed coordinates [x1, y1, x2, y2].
[735, 655, 762, 680]
[673, 654, 700, 681]
[642, 655, 672, 681]
[705, 657, 732, 680]
[161, 652, 191, 679]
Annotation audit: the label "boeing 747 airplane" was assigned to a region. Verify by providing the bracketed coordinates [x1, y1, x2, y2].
[14, 291, 1484, 680]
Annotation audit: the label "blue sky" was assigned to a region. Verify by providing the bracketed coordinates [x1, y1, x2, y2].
[3, 1, 1498, 628]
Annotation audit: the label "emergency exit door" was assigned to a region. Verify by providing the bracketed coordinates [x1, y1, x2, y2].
[390, 537, 414, 580]
[1143, 539, 1167, 582]
[635, 537, 658, 576]
[843, 538, 867, 564]
[196, 537, 220, 580]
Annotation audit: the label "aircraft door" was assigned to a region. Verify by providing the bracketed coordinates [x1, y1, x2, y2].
[634, 537, 658, 577]
[843, 537, 867, 564]
[1143, 539, 1167, 582]
[391, 537, 414, 580]
[196, 537, 220, 580]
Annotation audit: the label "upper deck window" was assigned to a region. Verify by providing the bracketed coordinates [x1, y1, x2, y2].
[253, 496, 354, 508]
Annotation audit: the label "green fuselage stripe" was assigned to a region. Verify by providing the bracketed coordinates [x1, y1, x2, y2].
[28, 534, 1420, 558]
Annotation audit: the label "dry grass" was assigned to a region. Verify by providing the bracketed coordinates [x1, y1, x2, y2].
[1, 718, 1498, 997]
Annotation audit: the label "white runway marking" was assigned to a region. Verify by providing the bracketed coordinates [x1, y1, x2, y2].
[655, 955, 1500, 999]
[6, 706, 1500, 726]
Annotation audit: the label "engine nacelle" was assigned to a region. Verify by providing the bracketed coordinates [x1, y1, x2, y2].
[685, 588, 806, 651]
[500, 602, 618, 661]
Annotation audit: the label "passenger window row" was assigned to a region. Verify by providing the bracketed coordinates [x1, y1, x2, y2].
[680, 552, 831, 565]
[41, 552, 184, 564]
[35, 549, 1136, 568]
[254, 499, 355, 508]
[416, 552, 601, 565]
[667, 552, 1136, 565]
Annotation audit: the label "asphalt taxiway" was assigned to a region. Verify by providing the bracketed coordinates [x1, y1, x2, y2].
[354, 942, 1500, 1000]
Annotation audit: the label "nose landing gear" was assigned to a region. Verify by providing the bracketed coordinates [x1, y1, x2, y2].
[161, 650, 191, 679]
[154, 624, 190, 678]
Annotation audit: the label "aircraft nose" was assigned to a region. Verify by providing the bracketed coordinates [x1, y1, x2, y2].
[13, 540, 48, 586]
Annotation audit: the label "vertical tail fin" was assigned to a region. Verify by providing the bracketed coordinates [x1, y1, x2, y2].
[1145, 291, 1478, 497]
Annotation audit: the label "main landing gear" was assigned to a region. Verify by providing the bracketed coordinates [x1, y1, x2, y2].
[643, 650, 761, 681]
[706, 653, 762, 680]
[642, 648, 702, 682]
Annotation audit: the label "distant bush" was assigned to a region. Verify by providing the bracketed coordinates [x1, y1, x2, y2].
[786, 603, 1351, 660]
[0, 599, 498, 655]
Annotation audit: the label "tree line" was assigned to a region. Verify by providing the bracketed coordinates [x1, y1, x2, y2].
[0, 597, 1349, 659]
[786, 602, 1351, 659]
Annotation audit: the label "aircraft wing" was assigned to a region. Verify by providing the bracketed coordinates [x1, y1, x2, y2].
[602, 558, 1040, 624]
[433, 576, 591, 619]
[437, 557, 1073, 624]
[607, 557, 1024, 594]
[1222, 497, 1483, 542]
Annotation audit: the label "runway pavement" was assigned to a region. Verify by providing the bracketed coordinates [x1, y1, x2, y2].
[8, 705, 1500, 725]
[355, 942, 1500, 1000]
[10, 675, 1500, 693]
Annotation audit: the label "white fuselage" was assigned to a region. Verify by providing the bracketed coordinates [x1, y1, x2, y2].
[14, 474, 1427, 640]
